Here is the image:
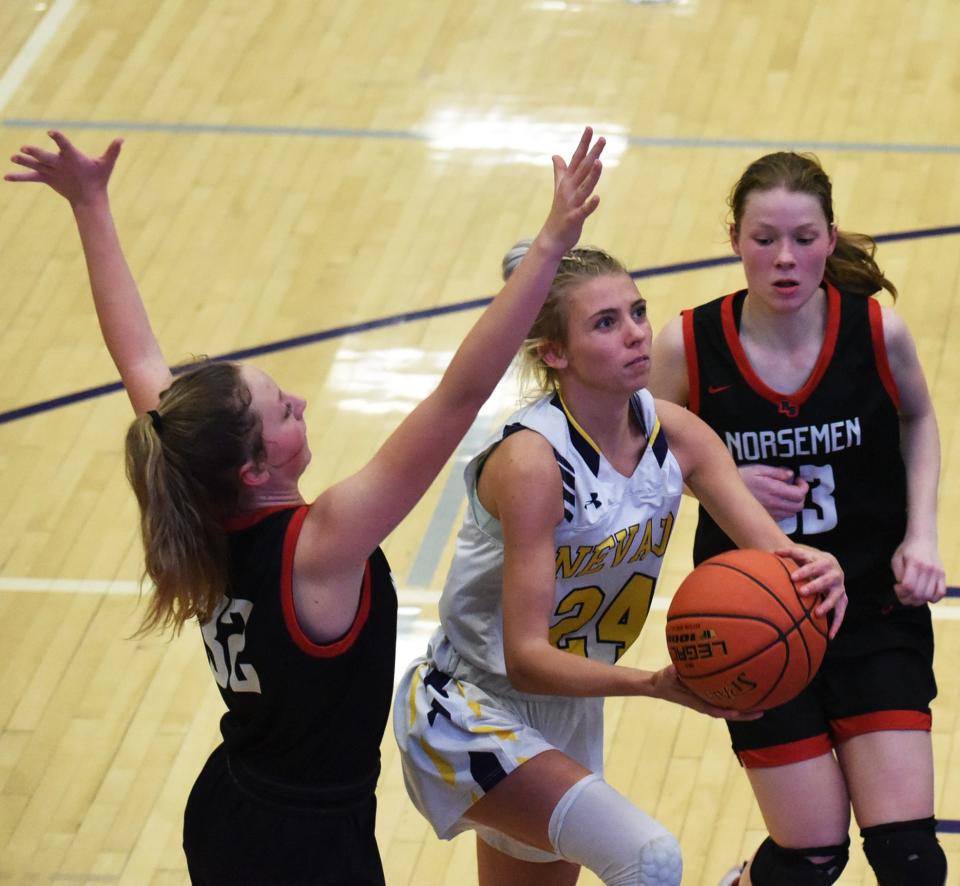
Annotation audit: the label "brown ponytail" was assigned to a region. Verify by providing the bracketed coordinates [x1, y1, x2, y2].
[729, 151, 898, 300]
[125, 362, 263, 634]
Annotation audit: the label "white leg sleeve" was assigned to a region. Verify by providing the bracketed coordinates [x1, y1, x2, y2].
[547, 774, 682, 886]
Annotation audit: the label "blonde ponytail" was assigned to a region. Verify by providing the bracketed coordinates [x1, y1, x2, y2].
[125, 362, 263, 634]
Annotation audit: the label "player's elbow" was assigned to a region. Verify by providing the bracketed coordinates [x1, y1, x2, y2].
[504, 641, 551, 693]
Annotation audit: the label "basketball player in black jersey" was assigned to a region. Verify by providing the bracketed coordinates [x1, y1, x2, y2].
[5, 126, 606, 885]
[651, 152, 947, 886]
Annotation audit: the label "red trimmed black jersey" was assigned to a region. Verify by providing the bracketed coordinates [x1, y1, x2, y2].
[200, 505, 398, 806]
[683, 285, 918, 628]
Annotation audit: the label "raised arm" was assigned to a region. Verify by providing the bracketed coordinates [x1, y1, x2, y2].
[882, 306, 945, 605]
[6, 131, 171, 414]
[301, 127, 606, 570]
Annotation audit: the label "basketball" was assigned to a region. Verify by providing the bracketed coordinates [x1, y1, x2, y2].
[665, 549, 828, 711]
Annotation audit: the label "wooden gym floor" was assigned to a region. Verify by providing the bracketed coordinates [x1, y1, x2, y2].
[0, 0, 958, 883]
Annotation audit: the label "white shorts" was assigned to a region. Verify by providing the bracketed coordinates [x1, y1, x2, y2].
[392, 638, 604, 862]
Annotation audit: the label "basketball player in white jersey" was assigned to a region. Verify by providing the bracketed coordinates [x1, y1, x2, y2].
[394, 242, 848, 886]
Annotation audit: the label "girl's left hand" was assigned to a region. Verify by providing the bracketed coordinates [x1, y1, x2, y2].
[648, 665, 763, 721]
[537, 126, 605, 258]
[777, 544, 847, 638]
[891, 537, 946, 605]
[5, 130, 122, 206]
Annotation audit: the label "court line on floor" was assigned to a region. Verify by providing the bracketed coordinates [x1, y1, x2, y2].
[3, 222, 960, 429]
[7, 117, 960, 156]
[0, 576, 957, 608]
[0, 0, 76, 114]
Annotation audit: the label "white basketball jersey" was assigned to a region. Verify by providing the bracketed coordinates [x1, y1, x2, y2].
[438, 389, 684, 679]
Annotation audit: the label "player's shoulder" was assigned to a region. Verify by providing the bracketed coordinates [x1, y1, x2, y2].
[484, 425, 558, 483]
[876, 302, 909, 339]
[651, 396, 691, 429]
[874, 302, 919, 363]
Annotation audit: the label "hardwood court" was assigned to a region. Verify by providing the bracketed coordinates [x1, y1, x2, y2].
[1, 0, 958, 883]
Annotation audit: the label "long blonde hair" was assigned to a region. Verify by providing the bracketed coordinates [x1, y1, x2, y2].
[502, 240, 630, 398]
[125, 361, 264, 634]
[729, 151, 898, 299]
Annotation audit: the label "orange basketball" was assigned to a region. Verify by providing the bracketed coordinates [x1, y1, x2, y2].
[665, 549, 828, 711]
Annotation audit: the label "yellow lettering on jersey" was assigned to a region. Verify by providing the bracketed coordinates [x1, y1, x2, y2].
[556, 544, 594, 578]
[549, 586, 603, 653]
[550, 573, 657, 660]
[652, 512, 674, 557]
[579, 536, 614, 575]
[596, 573, 656, 660]
[629, 519, 654, 562]
[611, 524, 640, 567]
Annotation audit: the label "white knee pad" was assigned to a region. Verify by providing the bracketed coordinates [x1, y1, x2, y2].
[547, 774, 682, 886]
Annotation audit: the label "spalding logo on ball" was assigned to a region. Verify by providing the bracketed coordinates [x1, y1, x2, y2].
[665, 549, 828, 711]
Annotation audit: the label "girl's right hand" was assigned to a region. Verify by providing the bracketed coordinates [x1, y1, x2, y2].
[738, 464, 808, 522]
[536, 126, 605, 259]
[5, 130, 122, 206]
[648, 664, 762, 721]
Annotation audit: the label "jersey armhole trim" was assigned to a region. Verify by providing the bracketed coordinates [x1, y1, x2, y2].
[681, 309, 700, 415]
[868, 298, 901, 410]
[281, 505, 373, 658]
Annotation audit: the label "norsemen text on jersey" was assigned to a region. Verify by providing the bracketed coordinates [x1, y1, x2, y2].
[725, 417, 861, 462]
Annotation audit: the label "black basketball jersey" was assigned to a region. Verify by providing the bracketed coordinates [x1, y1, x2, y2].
[199, 505, 398, 808]
[684, 285, 908, 621]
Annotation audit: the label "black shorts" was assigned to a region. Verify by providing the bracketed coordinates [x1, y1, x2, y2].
[183, 745, 385, 885]
[728, 606, 937, 768]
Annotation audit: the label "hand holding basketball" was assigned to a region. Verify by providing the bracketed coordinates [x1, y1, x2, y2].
[665, 549, 832, 712]
[648, 664, 763, 721]
[778, 543, 846, 636]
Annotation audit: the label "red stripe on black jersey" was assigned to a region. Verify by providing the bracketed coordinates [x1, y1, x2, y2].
[868, 297, 901, 410]
[280, 505, 374, 657]
[720, 283, 843, 415]
[223, 504, 300, 532]
[685, 287, 907, 618]
[682, 308, 701, 415]
[831, 709, 931, 742]
[211, 506, 398, 805]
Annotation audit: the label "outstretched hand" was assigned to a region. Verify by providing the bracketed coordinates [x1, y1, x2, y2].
[5, 130, 123, 205]
[537, 126, 605, 257]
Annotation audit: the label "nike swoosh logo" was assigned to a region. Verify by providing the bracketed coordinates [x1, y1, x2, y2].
[708, 384, 732, 394]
